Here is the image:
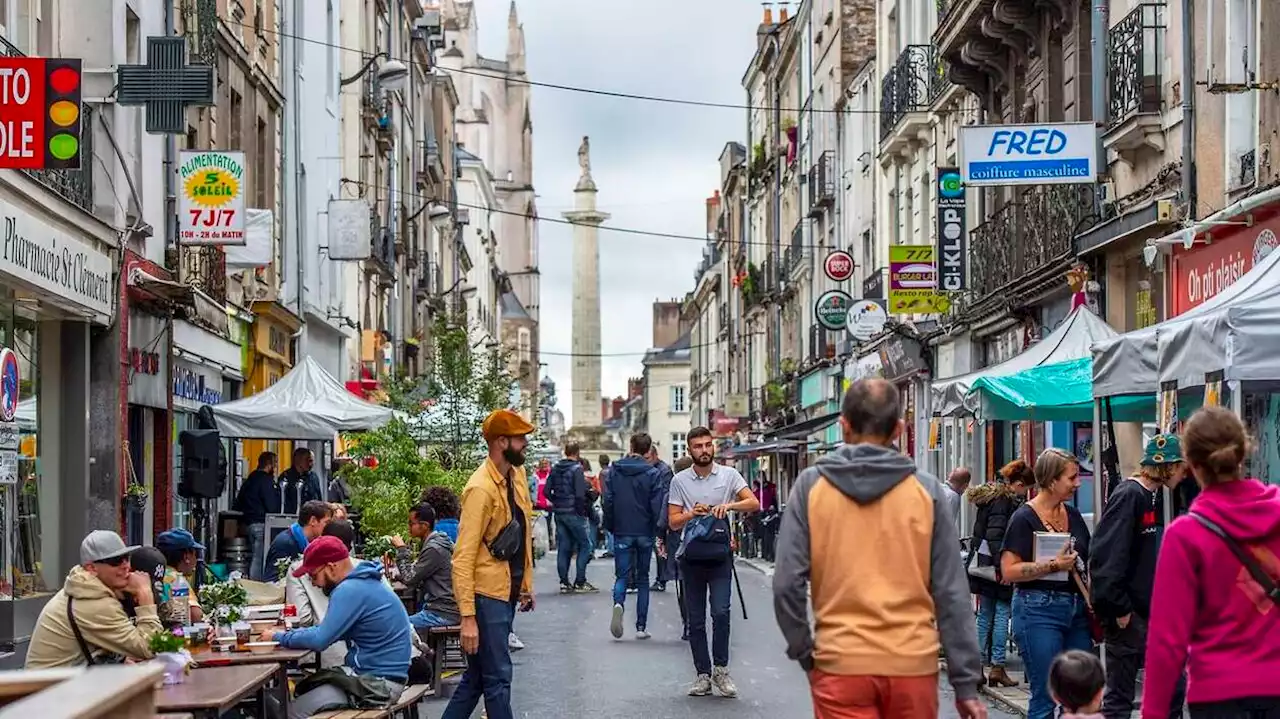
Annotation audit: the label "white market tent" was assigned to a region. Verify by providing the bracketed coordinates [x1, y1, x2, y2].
[1093, 243, 1280, 398]
[931, 306, 1118, 417]
[208, 355, 394, 440]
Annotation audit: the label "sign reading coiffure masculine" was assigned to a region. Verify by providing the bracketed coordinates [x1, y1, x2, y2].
[0, 199, 112, 319]
[936, 168, 966, 291]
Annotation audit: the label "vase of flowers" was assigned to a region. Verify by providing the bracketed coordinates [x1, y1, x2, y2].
[149, 630, 192, 684]
[198, 577, 249, 632]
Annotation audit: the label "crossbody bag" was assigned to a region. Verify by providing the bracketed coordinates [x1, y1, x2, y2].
[1190, 512, 1280, 607]
[66, 597, 97, 666]
[486, 473, 524, 562]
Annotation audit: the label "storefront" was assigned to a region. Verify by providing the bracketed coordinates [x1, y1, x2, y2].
[172, 319, 244, 528]
[1168, 209, 1280, 319]
[124, 308, 169, 546]
[244, 301, 302, 467]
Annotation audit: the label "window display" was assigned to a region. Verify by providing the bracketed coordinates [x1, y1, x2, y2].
[0, 308, 41, 600]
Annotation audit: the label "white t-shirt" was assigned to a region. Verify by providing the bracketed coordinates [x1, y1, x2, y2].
[668, 463, 749, 538]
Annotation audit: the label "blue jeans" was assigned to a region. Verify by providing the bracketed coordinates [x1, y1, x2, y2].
[976, 594, 1012, 665]
[681, 558, 733, 675]
[1012, 589, 1094, 719]
[555, 514, 592, 585]
[441, 595, 514, 719]
[408, 610, 456, 629]
[248, 522, 266, 581]
[612, 535, 653, 630]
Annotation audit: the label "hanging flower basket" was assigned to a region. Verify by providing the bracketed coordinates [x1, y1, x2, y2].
[124, 483, 149, 511]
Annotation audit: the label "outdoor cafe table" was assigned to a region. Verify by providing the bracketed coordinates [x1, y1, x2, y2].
[155, 664, 277, 719]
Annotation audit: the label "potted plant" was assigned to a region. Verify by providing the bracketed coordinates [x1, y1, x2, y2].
[363, 535, 395, 562]
[124, 482, 148, 511]
[273, 556, 294, 582]
[149, 630, 192, 684]
[198, 579, 249, 632]
[780, 357, 798, 377]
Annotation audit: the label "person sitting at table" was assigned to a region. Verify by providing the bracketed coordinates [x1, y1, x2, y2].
[156, 528, 205, 626]
[389, 501, 461, 630]
[265, 499, 333, 580]
[269, 535, 413, 719]
[27, 531, 162, 668]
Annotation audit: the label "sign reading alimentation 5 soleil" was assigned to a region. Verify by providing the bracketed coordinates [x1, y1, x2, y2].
[178, 150, 246, 246]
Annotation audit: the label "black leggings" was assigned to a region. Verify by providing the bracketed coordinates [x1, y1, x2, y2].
[1190, 697, 1280, 719]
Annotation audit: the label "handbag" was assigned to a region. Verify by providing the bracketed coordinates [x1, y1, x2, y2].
[486, 472, 524, 562]
[1190, 512, 1280, 607]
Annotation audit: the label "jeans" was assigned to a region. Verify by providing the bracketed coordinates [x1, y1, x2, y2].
[976, 595, 1012, 666]
[248, 522, 266, 581]
[1011, 589, 1094, 719]
[589, 512, 601, 550]
[612, 535, 653, 628]
[681, 558, 733, 676]
[605, 530, 615, 554]
[555, 514, 592, 585]
[544, 513, 555, 549]
[408, 610, 457, 630]
[441, 595, 515, 719]
[1102, 613, 1185, 718]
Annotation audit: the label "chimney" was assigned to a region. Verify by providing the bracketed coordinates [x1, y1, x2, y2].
[705, 190, 722, 237]
[779, 1, 789, 22]
[762, 2, 773, 25]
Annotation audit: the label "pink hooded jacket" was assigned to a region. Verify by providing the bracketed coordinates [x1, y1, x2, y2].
[1142, 478, 1280, 717]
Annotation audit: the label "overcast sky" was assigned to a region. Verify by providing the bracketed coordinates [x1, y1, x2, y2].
[471, 0, 761, 427]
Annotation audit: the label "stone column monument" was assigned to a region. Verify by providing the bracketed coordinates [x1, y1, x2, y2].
[563, 136, 611, 448]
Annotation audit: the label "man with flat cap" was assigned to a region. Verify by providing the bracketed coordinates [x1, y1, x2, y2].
[27, 530, 162, 667]
[441, 409, 538, 719]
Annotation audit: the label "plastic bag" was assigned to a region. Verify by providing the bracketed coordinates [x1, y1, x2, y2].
[532, 511, 550, 559]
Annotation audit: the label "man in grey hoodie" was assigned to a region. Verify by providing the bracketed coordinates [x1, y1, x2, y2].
[771, 379, 986, 718]
[391, 501, 461, 629]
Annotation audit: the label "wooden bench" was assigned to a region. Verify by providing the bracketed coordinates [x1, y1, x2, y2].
[309, 683, 432, 719]
[0, 663, 167, 718]
[423, 625, 464, 694]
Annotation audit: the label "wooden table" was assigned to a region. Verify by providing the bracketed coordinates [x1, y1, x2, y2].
[189, 645, 314, 668]
[155, 664, 276, 719]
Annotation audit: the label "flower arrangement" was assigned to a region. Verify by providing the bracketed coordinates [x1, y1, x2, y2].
[149, 630, 192, 684]
[148, 629, 186, 654]
[274, 557, 294, 582]
[198, 578, 248, 626]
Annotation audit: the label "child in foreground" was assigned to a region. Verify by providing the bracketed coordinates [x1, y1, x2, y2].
[1050, 650, 1106, 718]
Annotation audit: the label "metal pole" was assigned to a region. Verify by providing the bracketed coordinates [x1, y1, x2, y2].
[1091, 0, 1108, 204]
[1181, 0, 1197, 220]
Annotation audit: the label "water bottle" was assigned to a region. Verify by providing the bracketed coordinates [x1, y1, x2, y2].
[170, 571, 192, 627]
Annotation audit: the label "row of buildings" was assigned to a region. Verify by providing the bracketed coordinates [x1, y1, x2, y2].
[0, 0, 539, 654]
[682, 0, 1280, 501]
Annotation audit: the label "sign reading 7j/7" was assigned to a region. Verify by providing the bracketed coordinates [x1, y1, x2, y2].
[888, 245, 950, 315]
[178, 151, 247, 246]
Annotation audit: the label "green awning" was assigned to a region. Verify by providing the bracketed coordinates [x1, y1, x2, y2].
[968, 358, 1156, 422]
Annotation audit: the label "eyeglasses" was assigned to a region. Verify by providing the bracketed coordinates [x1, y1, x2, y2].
[96, 555, 130, 567]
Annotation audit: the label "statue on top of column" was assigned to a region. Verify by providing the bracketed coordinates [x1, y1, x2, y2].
[576, 135, 595, 191]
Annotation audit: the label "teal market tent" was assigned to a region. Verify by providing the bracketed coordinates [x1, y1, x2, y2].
[967, 357, 1155, 422]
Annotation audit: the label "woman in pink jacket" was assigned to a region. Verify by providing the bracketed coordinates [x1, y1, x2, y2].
[1143, 406, 1280, 718]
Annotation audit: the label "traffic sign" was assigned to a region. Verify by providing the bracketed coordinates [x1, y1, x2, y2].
[814, 290, 854, 331]
[0, 57, 82, 170]
[0, 348, 19, 423]
[823, 250, 855, 282]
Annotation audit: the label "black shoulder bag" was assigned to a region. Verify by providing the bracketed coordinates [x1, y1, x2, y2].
[1190, 512, 1280, 607]
[486, 474, 524, 562]
[66, 597, 97, 666]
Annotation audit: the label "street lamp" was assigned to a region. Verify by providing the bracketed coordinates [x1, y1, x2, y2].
[339, 51, 409, 92]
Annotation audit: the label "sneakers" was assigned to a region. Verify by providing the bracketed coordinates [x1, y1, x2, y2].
[650, 581, 666, 592]
[711, 666, 738, 698]
[688, 674, 713, 696]
[507, 632, 524, 651]
[610, 603, 624, 638]
[559, 582, 575, 594]
[636, 629, 651, 640]
[573, 581, 599, 593]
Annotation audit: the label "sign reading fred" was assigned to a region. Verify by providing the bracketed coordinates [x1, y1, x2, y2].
[178, 150, 246, 246]
[959, 122, 1097, 186]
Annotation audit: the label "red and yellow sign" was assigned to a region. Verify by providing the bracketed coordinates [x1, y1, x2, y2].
[0, 57, 83, 169]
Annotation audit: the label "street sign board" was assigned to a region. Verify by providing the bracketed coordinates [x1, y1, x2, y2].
[936, 168, 967, 290]
[178, 151, 247, 245]
[823, 249, 855, 282]
[814, 289, 853, 331]
[846, 300, 887, 341]
[959, 122, 1097, 186]
[0, 57, 82, 170]
[889, 245, 950, 314]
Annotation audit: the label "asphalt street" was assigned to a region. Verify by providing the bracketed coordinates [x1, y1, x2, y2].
[422, 551, 1020, 718]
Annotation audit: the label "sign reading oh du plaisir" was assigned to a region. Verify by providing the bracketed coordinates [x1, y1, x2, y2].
[959, 122, 1097, 187]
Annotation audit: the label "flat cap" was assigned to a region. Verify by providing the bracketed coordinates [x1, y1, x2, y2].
[482, 409, 535, 441]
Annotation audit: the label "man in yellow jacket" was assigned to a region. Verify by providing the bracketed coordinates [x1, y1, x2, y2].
[441, 409, 536, 719]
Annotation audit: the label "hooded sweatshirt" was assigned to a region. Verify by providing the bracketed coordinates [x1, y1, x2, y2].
[545, 458, 589, 517]
[26, 566, 164, 668]
[275, 560, 412, 681]
[394, 531, 460, 623]
[601, 455, 665, 538]
[1142, 478, 1280, 716]
[771, 443, 982, 700]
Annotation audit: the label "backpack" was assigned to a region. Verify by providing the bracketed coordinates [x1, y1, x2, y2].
[680, 514, 732, 564]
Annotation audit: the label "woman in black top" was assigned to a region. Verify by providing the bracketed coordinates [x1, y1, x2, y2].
[1000, 447, 1094, 719]
[966, 459, 1032, 688]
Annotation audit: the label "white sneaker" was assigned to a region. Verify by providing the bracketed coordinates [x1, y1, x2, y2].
[610, 603, 624, 639]
[636, 629, 651, 640]
[507, 632, 524, 651]
[688, 673, 713, 696]
[712, 666, 738, 698]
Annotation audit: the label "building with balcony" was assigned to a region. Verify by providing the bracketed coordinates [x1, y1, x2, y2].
[455, 147, 502, 349]
[686, 190, 728, 431]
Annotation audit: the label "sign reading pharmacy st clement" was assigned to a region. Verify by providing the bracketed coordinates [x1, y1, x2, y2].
[0, 197, 113, 320]
[178, 150, 247, 246]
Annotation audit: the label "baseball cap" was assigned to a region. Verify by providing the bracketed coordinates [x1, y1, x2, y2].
[80, 529, 140, 564]
[156, 528, 206, 553]
[129, 546, 168, 588]
[291, 535, 350, 578]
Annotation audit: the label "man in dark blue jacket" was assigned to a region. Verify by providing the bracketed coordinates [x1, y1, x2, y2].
[279, 447, 323, 514]
[545, 443, 597, 594]
[233, 451, 279, 580]
[602, 432, 666, 640]
[265, 500, 333, 579]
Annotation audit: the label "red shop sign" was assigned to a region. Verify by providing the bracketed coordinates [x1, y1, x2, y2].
[1169, 209, 1280, 316]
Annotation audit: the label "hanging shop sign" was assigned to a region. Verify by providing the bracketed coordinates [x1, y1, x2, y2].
[0, 198, 113, 319]
[846, 299, 888, 342]
[127, 310, 169, 409]
[0, 57, 83, 170]
[0, 348, 18, 423]
[888, 245, 950, 314]
[862, 267, 885, 300]
[823, 250, 855, 282]
[178, 150, 246, 246]
[936, 168, 967, 290]
[814, 289, 854, 331]
[129, 347, 161, 375]
[959, 122, 1098, 186]
[1169, 214, 1280, 316]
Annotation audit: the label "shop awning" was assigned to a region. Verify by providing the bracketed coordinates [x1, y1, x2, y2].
[722, 440, 801, 459]
[208, 356, 394, 440]
[765, 411, 840, 440]
[968, 357, 1155, 422]
[932, 306, 1118, 417]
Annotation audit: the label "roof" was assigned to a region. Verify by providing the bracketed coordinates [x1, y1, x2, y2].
[455, 147, 482, 164]
[642, 331, 692, 365]
[500, 291, 532, 321]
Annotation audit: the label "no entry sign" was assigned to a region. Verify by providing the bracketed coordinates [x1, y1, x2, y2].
[824, 249, 855, 282]
[0, 57, 83, 170]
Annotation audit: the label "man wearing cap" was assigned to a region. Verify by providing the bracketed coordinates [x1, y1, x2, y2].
[267, 535, 412, 719]
[1089, 433, 1189, 718]
[156, 528, 206, 625]
[27, 530, 162, 668]
[441, 408, 537, 719]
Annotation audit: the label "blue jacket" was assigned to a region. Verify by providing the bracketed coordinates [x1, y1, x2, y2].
[264, 523, 307, 576]
[232, 469, 280, 525]
[279, 467, 323, 514]
[275, 561, 412, 680]
[602, 456, 665, 538]
[545, 458, 589, 516]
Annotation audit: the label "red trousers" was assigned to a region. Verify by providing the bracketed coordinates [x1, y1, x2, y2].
[809, 671, 939, 719]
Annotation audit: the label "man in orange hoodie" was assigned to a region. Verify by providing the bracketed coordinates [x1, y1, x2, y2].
[771, 379, 986, 719]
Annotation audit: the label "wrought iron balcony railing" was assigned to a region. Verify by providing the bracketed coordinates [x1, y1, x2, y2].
[1107, 3, 1165, 127]
[369, 214, 396, 275]
[936, 0, 953, 23]
[968, 185, 1095, 302]
[1, 36, 94, 211]
[807, 150, 836, 216]
[879, 45, 948, 140]
[177, 245, 228, 305]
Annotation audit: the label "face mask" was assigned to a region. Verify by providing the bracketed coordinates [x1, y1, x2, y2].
[502, 447, 526, 467]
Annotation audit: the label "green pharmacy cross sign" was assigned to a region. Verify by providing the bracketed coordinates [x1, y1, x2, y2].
[814, 289, 854, 332]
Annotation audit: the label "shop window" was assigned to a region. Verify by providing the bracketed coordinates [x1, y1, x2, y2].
[0, 312, 41, 600]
